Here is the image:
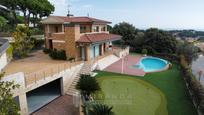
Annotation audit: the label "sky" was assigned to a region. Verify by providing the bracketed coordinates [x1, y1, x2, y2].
[48, 0, 204, 30]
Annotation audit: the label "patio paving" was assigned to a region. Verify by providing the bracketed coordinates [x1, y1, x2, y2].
[3, 50, 68, 76]
[32, 95, 79, 115]
[104, 55, 146, 76]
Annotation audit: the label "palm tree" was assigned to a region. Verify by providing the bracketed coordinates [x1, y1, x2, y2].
[76, 74, 100, 100]
[88, 103, 114, 115]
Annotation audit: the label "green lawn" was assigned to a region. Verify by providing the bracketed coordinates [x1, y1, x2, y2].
[95, 64, 197, 115]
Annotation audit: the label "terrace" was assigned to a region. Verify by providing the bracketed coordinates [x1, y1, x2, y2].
[3, 47, 126, 86]
[3, 50, 81, 86]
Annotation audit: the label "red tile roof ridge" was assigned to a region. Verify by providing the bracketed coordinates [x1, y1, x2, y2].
[48, 16, 111, 23]
[84, 34, 92, 42]
[77, 33, 122, 43]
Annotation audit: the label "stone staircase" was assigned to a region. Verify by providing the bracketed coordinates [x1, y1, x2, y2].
[66, 63, 92, 96]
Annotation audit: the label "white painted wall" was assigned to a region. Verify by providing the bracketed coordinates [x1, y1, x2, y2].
[94, 55, 120, 70]
[0, 51, 8, 71]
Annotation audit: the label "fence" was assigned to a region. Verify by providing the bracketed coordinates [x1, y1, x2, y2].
[24, 61, 83, 86]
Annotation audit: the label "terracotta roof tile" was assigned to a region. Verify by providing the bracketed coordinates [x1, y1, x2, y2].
[42, 16, 111, 24]
[77, 33, 121, 43]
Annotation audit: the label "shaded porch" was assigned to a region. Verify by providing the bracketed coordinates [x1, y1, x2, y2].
[76, 41, 113, 61]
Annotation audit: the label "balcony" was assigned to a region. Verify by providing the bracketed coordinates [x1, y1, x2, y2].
[46, 32, 65, 40]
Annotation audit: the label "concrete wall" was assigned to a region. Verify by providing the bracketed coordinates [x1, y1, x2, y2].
[115, 47, 130, 58]
[3, 63, 83, 115]
[0, 51, 8, 71]
[2, 72, 28, 115]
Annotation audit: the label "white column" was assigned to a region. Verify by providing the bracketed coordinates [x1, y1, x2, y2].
[60, 77, 65, 95]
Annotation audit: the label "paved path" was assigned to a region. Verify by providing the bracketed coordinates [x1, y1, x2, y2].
[32, 95, 79, 115]
[3, 50, 67, 75]
[104, 55, 145, 76]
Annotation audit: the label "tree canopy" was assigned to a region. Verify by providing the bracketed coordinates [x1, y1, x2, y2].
[13, 25, 34, 58]
[0, 0, 54, 27]
[112, 22, 138, 44]
[144, 28, 178, 54]
[111, 23, 178, 54]
[176, 41, 199, 65]
[0, 16, 7, 29]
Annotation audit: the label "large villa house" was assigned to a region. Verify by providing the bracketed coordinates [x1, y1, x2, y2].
[41, 16, 122, 61]
[0, 15, 129, 115]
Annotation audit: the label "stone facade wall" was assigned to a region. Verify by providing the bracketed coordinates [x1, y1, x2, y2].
[53, 42, 65, 50]
[64, 24, 77, 58]
[80, 23, 92, 33]
[52, 33, 65, 40]
[48, 24, 63, 33]
[52, 33, 66, 50]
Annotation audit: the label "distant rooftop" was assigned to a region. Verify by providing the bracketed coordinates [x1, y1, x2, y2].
[41, 16, 111, 24]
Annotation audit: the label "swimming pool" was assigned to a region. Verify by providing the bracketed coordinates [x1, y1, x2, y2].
[133, 57, 169, 72]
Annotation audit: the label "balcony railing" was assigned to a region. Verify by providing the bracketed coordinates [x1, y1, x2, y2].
[24, 61, 83, 86]
[45, 32, 65, 39]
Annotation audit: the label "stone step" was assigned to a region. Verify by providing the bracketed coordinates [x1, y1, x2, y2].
[66, 63, 92, 96]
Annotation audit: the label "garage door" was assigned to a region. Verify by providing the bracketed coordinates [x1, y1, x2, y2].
[26, 79, 61, 114]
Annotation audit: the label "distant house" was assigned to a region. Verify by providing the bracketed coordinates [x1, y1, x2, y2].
[41, 16, 122, 61]
[0, 39, 9, 71]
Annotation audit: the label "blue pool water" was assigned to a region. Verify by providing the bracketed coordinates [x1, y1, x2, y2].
[133, 57, 168, 72]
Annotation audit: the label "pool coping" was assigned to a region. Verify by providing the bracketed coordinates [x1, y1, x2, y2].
[136, 56, 170, 74]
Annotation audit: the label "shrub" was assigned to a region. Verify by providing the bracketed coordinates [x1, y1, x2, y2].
[0, 73, 20, 114]
[76, 74, 100, 100]
[179, 54, 204, 112]
[176, 41, 199, 65]
[142, 46, 156, 54]
[190, 79, 204, 107]
[6, 45, 13, 60]
[29, 28, 44, 35]
[48, 49, 67, 60]
[31, 38, 44, 49]
[12, 25, 34, 58]
[141, 49, 148, 54]
[88, 103, 114, 115]
[43, 48, 51, 54]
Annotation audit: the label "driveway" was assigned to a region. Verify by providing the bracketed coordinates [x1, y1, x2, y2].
[32, 95, 79, 115]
